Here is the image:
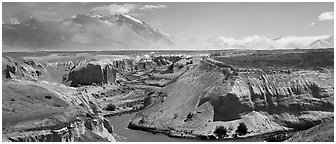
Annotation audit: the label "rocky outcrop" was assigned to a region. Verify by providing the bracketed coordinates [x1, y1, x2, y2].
[113, 59, 155, 74]
[2, 79, 116, 142]
[128, 59, 237, 137]
[65, 61, 117, 87]
[3, 116, 115, 142]
[2, 56, 44, 80]
[63, 55, 176, 87]
[286, 118, 334, 142]
[46, 61, 74, 70]
[128, 58, 334, 139]
[224, 70, 333, 130]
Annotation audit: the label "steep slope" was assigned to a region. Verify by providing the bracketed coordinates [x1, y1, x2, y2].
[128, 59, 236, 137]
[2, 12, 174, 51]
[128, 53, 334, 139]
[2, 79, 116, 142]
[286, 118, 334, 142]
[2, 54, 117, 142]
[62, 54, 173, 87]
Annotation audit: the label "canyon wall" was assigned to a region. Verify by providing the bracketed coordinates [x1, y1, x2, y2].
[129, 58, 334, 138]
[62, 56, 174, 87]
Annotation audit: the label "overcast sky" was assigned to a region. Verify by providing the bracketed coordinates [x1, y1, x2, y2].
[2, 2, 334, 43]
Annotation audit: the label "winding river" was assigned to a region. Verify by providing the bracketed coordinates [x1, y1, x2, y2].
[107, 113, 195, 142]
[108, 112, 296, 142]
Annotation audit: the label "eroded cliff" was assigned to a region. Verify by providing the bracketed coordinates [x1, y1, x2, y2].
[2, 78, 116, 142]
[128, 57, 334, 139]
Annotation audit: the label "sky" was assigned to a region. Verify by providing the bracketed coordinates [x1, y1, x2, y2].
[2, 2, 334, 49]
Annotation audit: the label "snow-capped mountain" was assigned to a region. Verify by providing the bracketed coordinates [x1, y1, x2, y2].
[308, 35, 334, 49]
[2, 11, 174, 51]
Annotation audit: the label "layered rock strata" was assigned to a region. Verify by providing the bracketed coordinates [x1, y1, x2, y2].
[128, 58, 334, 139]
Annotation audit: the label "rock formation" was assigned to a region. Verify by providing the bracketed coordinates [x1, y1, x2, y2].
[2, 76, 116, 142]
[2, 50, 333, 142]
[3, 116, 115, 142]
[285, 118, 334, 142]
[63, 55, 175, 87]
[2, 56, 44, 80]
[66, 62, 117, 87]
[128, 57, 334, 139]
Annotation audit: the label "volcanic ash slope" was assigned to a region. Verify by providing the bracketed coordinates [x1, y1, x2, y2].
[128, 58, 334, 139]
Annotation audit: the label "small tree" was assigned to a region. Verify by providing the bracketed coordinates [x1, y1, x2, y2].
[105, 103, 116, 111]
[214, 126, 228, 139]
[236, 122, 248, 136]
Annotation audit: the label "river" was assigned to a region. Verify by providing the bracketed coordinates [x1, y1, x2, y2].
[107, 113, 196, 142]
[107, 112, 295, 142]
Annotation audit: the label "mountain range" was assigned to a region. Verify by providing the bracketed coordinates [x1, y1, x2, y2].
[2, 11, 174, 51]
[2, 11, 334, 51]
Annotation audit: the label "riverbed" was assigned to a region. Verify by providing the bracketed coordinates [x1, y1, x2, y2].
[107, 113, 196, 142]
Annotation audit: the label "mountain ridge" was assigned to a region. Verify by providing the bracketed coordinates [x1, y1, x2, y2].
[2, 11, 174, 51]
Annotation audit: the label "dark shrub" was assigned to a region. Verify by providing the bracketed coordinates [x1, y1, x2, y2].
[45, 95, 52, 99]
[236, 122, 248, 135]
[139, 118, 145, 124]
[105, 103, 116, 111]
[214, 126, 228, 139]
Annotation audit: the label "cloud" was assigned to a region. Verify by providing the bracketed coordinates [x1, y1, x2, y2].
[89, 3, 167, 16]
[33, 10, 57, 16]
[310, 12, 333, 26]
[209, 35, 331, 49]
[22, 2, 38, 8]
[139, 4, 167, 11]
[310, 22, 315, 26]
[275, 35, 330, 48]
[318, 12, 334, 21]
[211, 35, 275, 49]
[90, 4, 138, 16]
